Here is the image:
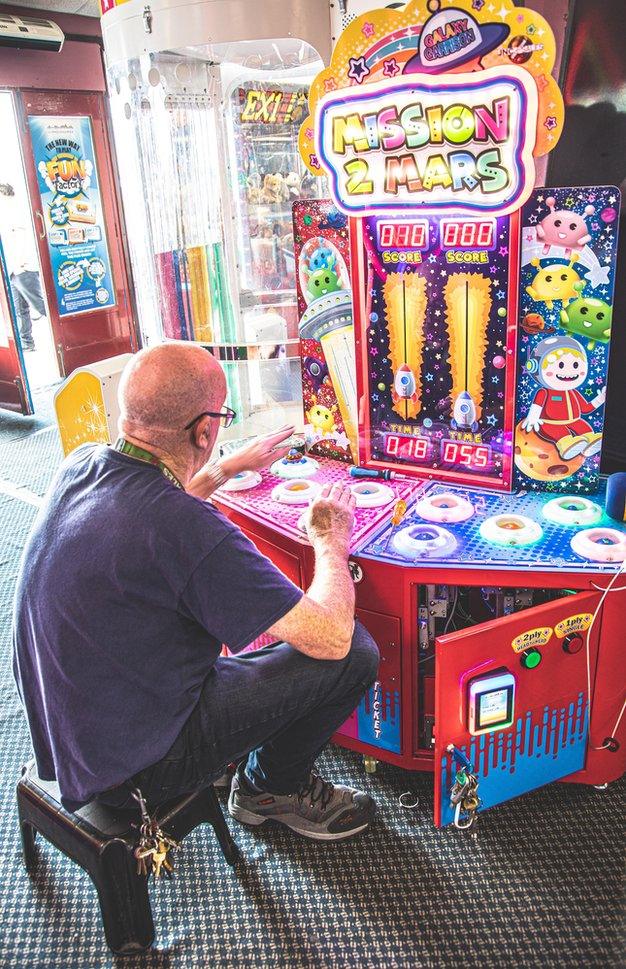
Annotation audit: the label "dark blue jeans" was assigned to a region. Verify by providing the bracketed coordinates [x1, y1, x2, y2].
[99, 621, 379, 809]
[10, 270, 45, 345]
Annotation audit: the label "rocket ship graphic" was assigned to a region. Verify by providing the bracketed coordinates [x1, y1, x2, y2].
[451, 390, 479, 432]
[391, 364, 419, 405]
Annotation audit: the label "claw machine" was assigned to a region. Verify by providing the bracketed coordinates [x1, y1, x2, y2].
[102, 0, 331, 438]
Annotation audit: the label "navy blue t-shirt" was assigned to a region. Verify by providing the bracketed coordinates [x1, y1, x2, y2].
[12, 444, 302, 807]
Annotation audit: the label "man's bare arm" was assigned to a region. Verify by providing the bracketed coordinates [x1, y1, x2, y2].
[267, 483, 356, 661]
[187, 425, 294, 499]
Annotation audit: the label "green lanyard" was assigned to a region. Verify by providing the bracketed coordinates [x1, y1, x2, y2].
[113, 438, 184, 491]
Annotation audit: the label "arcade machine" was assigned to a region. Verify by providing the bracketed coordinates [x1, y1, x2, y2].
[104, 0, 626, 829]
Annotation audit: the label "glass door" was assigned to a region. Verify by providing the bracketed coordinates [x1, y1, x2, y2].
[0, 237, 32, 414]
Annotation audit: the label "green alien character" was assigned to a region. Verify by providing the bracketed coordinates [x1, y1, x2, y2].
[560, 296, 613, 350]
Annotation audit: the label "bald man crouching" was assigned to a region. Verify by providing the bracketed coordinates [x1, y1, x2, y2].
[13, 344, 379, 841]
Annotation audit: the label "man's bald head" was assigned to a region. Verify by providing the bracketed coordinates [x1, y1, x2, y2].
[118, 343, 226, 455]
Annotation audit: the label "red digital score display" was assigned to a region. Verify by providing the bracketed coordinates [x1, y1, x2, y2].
[441, 439, 492, 470]
[441, 219, 495, 249]
[377, 220, 429, 250]
[385, 434, 430, 461]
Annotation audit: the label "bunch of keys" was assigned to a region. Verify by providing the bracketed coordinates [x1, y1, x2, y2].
[132, 789, 180, 879]
[450, 768, 481, 829]
[447, 744, 482, 830]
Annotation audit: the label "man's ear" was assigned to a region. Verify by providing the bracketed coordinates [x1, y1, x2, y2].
[193, 415, 213, 448]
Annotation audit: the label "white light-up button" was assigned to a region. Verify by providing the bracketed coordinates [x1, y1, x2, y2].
[415, 491, 474, 523]
[543, 496, 603, 527]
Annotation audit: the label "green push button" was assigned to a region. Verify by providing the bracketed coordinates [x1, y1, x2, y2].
[521, 648, 542, 669]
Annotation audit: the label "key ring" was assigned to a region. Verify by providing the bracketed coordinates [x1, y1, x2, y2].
[453, 801, 477, 830]
[399, 791, 420, 809]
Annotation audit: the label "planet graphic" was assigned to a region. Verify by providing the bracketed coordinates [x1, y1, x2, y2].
[600, 207, 617, 223]
[514, 422, 585, 481]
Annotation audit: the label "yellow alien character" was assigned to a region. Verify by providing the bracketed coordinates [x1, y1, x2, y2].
[525, 253, 585, 309]
[306, 399, 338, 437]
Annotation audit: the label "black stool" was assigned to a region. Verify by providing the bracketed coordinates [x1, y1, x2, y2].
[16, 761, 241, 954]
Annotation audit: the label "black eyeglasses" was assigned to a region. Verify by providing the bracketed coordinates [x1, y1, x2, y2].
[184, 406, 237, 430]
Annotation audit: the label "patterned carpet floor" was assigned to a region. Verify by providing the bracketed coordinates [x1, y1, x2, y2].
[0, 396, 624, 967]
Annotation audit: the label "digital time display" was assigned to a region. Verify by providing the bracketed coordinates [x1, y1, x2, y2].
[440, 219, 496, 250]
[385, 433, 431, 461]
[377, 220, 429, 250]
[441, 439, 492, 470]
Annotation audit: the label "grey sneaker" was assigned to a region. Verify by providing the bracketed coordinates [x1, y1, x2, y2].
[228, 770, 375, 841]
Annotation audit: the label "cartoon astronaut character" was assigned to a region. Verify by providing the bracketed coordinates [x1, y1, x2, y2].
[536, 198, 594, 257]
[521, 335, 606, 461]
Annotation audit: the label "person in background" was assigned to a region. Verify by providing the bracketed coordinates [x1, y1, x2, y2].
[13, 343, 379, 842]
[0, 182, 46, 352]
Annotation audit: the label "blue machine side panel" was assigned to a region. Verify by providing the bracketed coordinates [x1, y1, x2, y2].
[357, 681, 401, 754]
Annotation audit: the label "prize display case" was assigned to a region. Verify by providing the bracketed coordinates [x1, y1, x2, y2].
[107, 37, 326, 438]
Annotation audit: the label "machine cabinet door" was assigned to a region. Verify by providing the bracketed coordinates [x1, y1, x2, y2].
[434, 590, 601, 828]
[335, 609, 402, 755]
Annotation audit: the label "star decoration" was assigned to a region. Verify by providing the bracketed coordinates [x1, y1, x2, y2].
[305, 127, 314, 140]
[348, 57, 370, 84]
[528, 214, 538, 224]
[324, 78, 338, 93]
[383, 58, 400, 78]
[496, 4, 509, 20]
[498, 247, 508, 257]
[309, 153, 321, 170]
[486, 414, 498, 426]
[544, 116, 558, 130]
[472, 0, 485, 9]
[362, 21, 375, 39]
[303, 215, 312, 226]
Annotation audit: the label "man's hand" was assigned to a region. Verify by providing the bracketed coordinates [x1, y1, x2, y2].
[219, 425, 295, 477]
[304, 482, 355, 555]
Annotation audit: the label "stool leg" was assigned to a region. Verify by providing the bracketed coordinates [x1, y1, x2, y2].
[204, 787, 241, 866]
[89, 840, 155, 954]
[19, 817, 38, 871]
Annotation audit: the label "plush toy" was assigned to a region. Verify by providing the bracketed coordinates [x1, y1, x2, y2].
[246, 173, 262, 205]
[285, 172, 301, 198]
[261, 173, 289, 204]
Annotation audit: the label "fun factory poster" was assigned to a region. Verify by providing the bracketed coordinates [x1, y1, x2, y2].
[28, 115, 115, 317]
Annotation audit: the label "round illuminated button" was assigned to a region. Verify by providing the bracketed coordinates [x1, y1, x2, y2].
[350, 482, 395, 508]
[220, 470, 262, 492]
[392, 524, 457, 559]
[562, 633, 583, 655]
[271, 454, 319, 479]
[520, 648, 542, 669]
[415, 491, 474, 524]
[271, 479, 321, 505]
[480, 514, 543, 547]
[571, 527, 626, 563]
[543, 496, 603, 527]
